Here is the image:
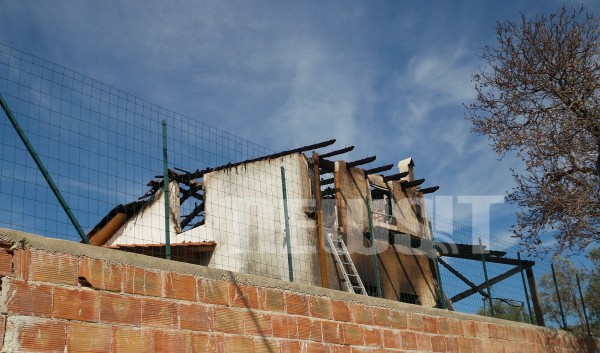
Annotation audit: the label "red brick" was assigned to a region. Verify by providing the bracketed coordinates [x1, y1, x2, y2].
[476, 321, 489, 338]
[447, 319, 463, 336]
[423, 316, 439, 333]
[329, 345, 352, 353]
[123, 266, 163, 297]
[100, 292, 141, 325]
[79, 257, 121, 292]
[463, 320, 477, 337]
[0, 248, 12, 276]
[416, 332, 433, 351]
[258, 288, 284, 312]
[488, 323, 499, 339]
[471, 338, 484, 352]
[199, 279, 229, 306]
[67, 322, 112, 353]
[445, 336, 458, 352]
[29, 250, 78, 285]
[4, 279, 52, 317]
[343, 323, 364, 346]
[180, 303, 213, 331]
[305, 341, 328, 353]
[244, 312, 272, 336]
[286, 292, 309, 316]
[53, 287, 99, 322]
[372, 307, 393, 327]
[383, 329, 402, 349]
[431, 335, 446, 352]
[213, 307, 245, 334]
[224, 335, 253, 352]
[280, 340, 302, 353]
[497, 325, 508, 340]
[350, 303, 372, 325]
[407, 313, 423, 331]
[254, 338, 279, 353]
[322, 321, 344, 344]
[390, 310, 408, 330]
[10, 318, 66, 352]
[296, 317, 322, 341]
[506, 326, 519, 341]
[113, 326, 153, 353]
[191, 333, 224, 353]
[402, 331, 417, 351]
[12, 248, 30, 280]
[309, 296, 333, 320]
[272, 314, 294, 338]
[154, 330, 190, 353]
[141, 298, 178, 328]
[229, 283, 258, 308]
[363, 326, 383, 347]
[458, 336, 473, 353]
[332, 300, 351, 322]
[164, 272, 197, 301]
[438, 317, 452, 335]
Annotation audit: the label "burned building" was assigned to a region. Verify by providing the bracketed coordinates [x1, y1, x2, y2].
[87, 140, 444, 307]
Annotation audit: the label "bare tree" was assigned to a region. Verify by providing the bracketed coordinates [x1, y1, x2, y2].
[467, 6, 600, 255]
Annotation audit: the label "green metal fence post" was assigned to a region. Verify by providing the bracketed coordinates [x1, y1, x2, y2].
[576, 274, 591, 335]
[280, 167, 294, 282]
[551, 263, 568, 330]
[0, 93, 90, 244]
[517, 252, 534, 324]
[479, 237, 494, 317]
[365, 197, 382, 298]
[162, 120, 171, 260]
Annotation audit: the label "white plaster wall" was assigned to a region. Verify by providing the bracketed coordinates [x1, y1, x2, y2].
[183, 153, 321, 286]
[106, 182, 181, 246]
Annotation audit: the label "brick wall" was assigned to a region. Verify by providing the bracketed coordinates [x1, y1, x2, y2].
[0, 229, 598, 353]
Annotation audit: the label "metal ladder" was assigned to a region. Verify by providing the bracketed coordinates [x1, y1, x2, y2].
[325, 231, 367, 295]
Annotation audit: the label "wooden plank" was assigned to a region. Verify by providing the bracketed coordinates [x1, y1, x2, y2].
[313, 152, 328, 289]
[527, 267, 546, 326]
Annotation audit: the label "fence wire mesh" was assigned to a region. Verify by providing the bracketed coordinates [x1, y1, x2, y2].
[0, 42, 596, 333]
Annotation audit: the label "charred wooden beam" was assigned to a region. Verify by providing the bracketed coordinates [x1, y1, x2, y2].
[346, 156, 376, 168]
[438, 258, 490, 299]
[174, 167, 191, 174]
[527, 268, 546, 326]
[320, 177, 334, 186]
[383, 172, 409, 182]
[364, 164, 394, 175]
[419, 186, 439, 194]
[191, 219, 205, 228]
[441, 251, 534, 267]
[319, 146, 354, 158]
[180, 203, 205, 229]
[322, 187, 335, 198]
[180, 187, 204, 205]
[181, 139, 336, 180]
[319, 158, 335, 171]
[401, 178, 425, 189]
[449, 266, 523, 303]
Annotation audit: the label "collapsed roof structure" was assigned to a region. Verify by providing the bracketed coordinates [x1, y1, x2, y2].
[87, 139, 542, 317]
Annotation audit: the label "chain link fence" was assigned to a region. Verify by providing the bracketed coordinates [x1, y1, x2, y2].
[0, 42, 596, 334]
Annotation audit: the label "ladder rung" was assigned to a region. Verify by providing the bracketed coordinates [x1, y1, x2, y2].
[325, 231, 366, 295]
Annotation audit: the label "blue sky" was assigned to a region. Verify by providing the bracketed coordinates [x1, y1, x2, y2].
[1, 0, 598, 253]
